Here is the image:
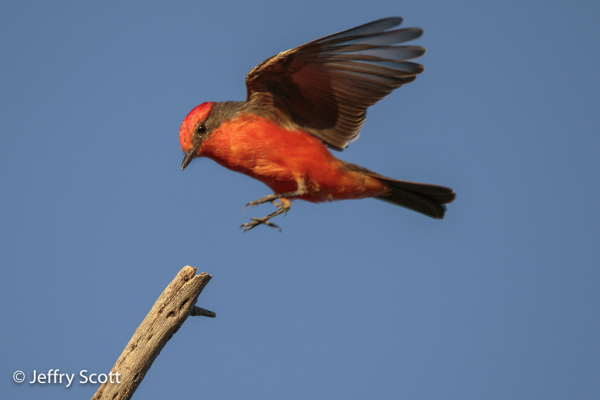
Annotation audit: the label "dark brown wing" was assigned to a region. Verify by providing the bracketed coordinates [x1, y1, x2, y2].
[245, 17, 425, 150]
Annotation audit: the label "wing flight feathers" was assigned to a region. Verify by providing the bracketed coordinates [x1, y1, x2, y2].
[245, 17, 425, 150]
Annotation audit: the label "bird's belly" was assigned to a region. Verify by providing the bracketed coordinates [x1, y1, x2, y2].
[204, 115, 387, 202]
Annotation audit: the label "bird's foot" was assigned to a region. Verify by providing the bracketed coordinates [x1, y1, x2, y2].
[240, 216, 283, 233]
[243, 194, 280, 211]
[243, 192, 297, 211]
[240, 200, 290, 233]
[241, 182, 305, 232]
[271, 200, 289, 216]
[242, 181, 307, 211]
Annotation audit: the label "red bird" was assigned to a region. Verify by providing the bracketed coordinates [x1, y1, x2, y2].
[180, 17, 455, 232]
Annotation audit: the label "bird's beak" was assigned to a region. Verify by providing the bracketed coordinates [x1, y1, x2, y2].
[181, 149, 196, 171]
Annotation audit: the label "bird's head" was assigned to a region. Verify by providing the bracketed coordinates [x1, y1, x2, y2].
[179, 101, 215, 170]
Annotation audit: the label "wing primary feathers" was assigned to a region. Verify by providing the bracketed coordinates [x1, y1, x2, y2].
[245, 17, 425, 150]
[311, 17, 404, 43]
[314, 28, 424, 48]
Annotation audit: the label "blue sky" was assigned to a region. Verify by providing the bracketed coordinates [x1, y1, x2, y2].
[1, 1, 599, 399]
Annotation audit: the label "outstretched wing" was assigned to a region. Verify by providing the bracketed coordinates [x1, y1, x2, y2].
[245, 17, 425, 150]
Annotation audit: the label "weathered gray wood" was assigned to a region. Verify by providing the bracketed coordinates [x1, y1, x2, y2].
[91, 266, 213, 400]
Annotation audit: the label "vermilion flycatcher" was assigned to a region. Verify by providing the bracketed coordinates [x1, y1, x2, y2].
[180, 17, 455, 231]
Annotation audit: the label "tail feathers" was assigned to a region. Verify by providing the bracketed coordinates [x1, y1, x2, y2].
[339, 160, 456, 219]
[375, 177, 455, 219]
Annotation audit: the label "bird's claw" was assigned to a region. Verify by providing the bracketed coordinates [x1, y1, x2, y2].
[243, 200, 260, 212]
[243, 195, 280, 212]
[240, 193, 295, 232]
[240, 217, 282, 233]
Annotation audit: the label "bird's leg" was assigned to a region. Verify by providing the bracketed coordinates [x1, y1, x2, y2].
[240, 199, 291, 233]
[243, 179, 307, 211]
[240, 180, 307, 232]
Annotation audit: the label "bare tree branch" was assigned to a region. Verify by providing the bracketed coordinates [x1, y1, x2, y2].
[92, 266, 213, 400]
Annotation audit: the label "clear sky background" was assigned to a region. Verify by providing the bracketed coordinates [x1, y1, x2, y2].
[1, 1, 599, 399]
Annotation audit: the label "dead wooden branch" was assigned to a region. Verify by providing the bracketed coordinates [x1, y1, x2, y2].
[91, 266, 213, 400]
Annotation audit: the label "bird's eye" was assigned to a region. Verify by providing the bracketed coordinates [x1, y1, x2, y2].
[197, 124, 207, 134]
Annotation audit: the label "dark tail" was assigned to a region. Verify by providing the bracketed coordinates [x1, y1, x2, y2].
[375, 176, 456, 219]
[340, 160, 456, 219]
